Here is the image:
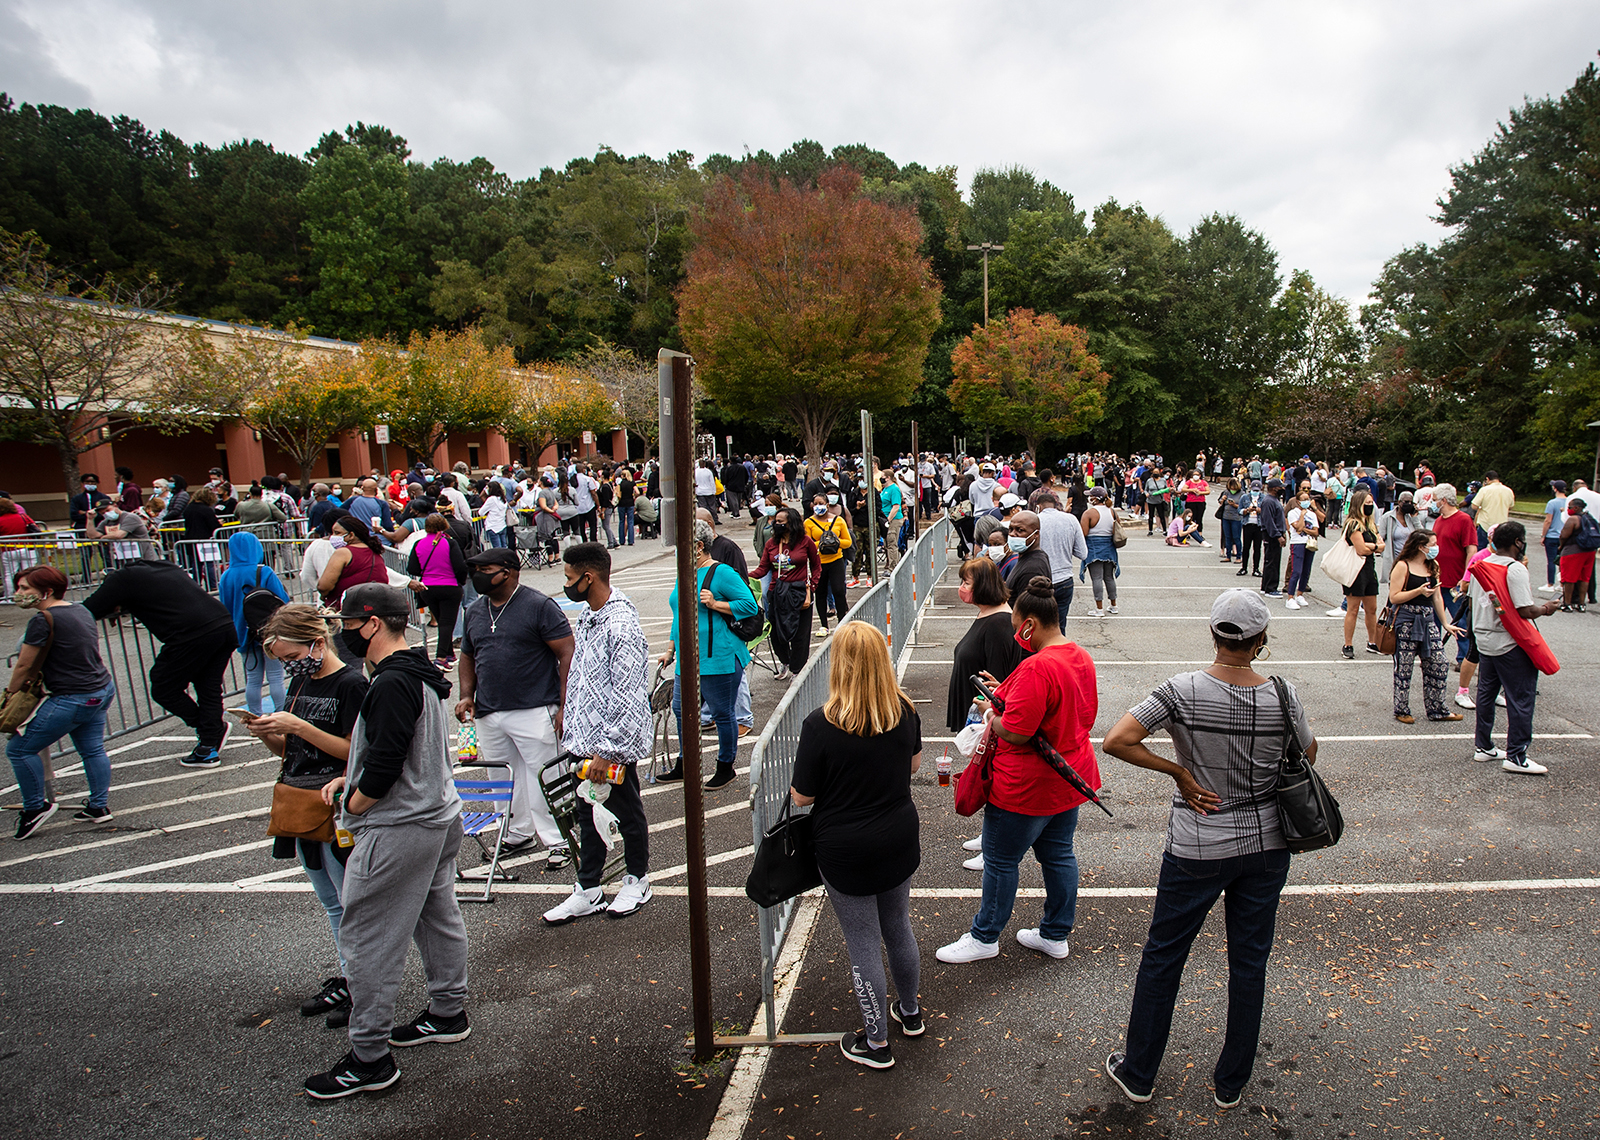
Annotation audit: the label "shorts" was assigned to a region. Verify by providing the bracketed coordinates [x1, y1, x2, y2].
[1560, 550, 1595, 584]
[1343, 557, 1379, 597]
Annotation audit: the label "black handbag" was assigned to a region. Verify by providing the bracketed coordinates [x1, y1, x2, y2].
[711, 563, 765, 642]
[744, 797, 822, 908]
[1271, 677, 1343, 853]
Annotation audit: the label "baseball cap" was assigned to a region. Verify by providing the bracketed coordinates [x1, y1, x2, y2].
[339, 583, 412, 621]
[1211, 589, 1270, 639]
[998, 492, 1020, 509]
[1088, 486, 1108, 500]
[467, 548, 520, 570]
[1551, 479, 1567, 492]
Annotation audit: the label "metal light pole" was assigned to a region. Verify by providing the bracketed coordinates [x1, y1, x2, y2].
[862, 409, 878, 584]
[965, 242, 1005, 326]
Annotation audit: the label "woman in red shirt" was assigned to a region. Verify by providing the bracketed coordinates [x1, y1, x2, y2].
[753, 508, 821, 679]
[1184, 470, 1211, 541]
[937, 575, 1099, 964]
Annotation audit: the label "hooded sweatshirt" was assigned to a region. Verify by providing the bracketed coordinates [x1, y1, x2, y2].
[342, 647, 460, 831]
[969, 476, 1000, 511]
[218, 531, 291, 651]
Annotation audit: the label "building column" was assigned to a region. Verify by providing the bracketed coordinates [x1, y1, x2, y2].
[485, 429, 511, 470]
[221, 419, 267, 485]
[610, 428, 627, 462]
[73, 418, 118, 485]
[430, 435, 452, 473]
[337, 430, 372, 485]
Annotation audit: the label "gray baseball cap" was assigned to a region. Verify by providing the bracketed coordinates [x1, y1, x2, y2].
[1211, 589, 1270, 639]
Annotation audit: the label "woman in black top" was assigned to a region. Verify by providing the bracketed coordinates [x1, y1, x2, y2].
[1387, 529, 1466, 724]
[616, 467, 637, 547]
[250, 604, 370, 1025]
[946, 557, 1024, 732]
[791, 621, 923, 1070]
[183, 485, 225, 589]
[5, 566, 116, 837]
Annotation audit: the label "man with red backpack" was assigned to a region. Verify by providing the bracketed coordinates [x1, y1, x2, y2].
[1469, 522, 1561, 775]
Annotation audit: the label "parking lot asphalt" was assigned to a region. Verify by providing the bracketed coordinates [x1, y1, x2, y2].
[1, 517, 1597, 1139]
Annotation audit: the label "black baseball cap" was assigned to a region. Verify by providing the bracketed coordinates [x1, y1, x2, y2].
[466, 548, 520, 570]
[338, 583, 411, 620]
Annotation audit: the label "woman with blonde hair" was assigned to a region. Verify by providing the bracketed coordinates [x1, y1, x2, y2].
[791, 621, 924, 1069]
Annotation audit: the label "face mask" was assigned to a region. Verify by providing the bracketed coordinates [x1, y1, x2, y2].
[826, 494, 839, 505]
[563, 575, 590, 603]
[284, 651, 323, 680]
[102, 510, 119, 523]
[83, 484, 97, 493]
[986, 545, 1008, 561]
[116, 482, 124, 493]
[471, 570, 502, 595]
[1425, 546, 1439, 560]
[1364, 503, 1375, 514]
[15, 592, 41, 610]
[813, 504, 827, 516]
[859, 480, 868, 489]
[761, 505, 777, 517]
[1014, 623, 1036, 653]
[1299, 499, 1309, 508]
[957, 581, 974, 605]
[1007, 536, 1028, 553]
[329, 535, 347, 549]
[342, 621, 375, 661]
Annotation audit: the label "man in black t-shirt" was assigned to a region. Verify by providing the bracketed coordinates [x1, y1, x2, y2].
[83, 559, 237, 768]
[1004, 511, 1054, 605]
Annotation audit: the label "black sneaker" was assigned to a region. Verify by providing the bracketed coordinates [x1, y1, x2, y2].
[15, 802, 57, 840]
[1215, 1087, 1242, 1109]
[889, 1003, 924, 1037]
[71, 804, 113, 823]
[179, 746, 221, 769]
[300, 976, 350, 1018]
[326, 1006, 350, 1029]
[1340, 645, 1355, 660]
[1105, 1051, 1152, 1103]
[544, 845, 571, 871]
[304, 1050, 399, 1099]
[840, 1030, 894, 1069]
[1365, 642, 1383, 655]
[389, 1007, 471, 1048]
[704, 766, 737, 790]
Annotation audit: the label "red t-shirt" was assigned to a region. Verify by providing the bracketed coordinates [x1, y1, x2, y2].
[1433, 510, 1477, 588]
[991, 642, 1100, 815]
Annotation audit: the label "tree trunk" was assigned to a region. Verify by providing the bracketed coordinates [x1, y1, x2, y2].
[53, 421, 82, 500]
[297, 458, 316, 498]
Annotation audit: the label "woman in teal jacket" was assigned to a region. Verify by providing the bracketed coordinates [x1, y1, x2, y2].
[659, 519, 759, 790]
[218, 530, 292, 714]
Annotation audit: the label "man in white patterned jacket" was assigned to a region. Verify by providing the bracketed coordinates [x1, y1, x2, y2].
[542, 542, 655, 924]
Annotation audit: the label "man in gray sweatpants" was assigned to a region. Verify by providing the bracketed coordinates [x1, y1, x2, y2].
[304, 584, 470, 1100]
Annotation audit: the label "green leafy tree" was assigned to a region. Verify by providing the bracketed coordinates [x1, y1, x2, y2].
[949, 308, 1110, 458]
[365, 328, 517, 462]
[677, 166, 943, 473]
[501, 364, 618, 463]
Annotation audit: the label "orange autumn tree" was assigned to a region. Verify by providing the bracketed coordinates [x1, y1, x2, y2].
[677, 167, 942, 472]
[950, 309, 1110, 459]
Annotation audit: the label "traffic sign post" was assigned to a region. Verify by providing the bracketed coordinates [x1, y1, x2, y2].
[373, 424, 390, 476]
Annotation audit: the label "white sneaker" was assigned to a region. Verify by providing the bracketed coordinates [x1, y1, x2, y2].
[962, 837, 984, 852]
[962, 854, 984, 871]
[605, 874, 652, 918]
[935, 932, 999, 963]
[1324, 607, 1345, 618]
[1495, 691, 1507, 708]
[1537, 584, 1556, 593]
[1454, 691, 1476, 710]
[542, 884, 606, 925]
[1285, 598, 1299, 610]
[1016, 928, 1070, 959]
[1106, 606, 1118, 615]
[1502, 756, 1548, 775]
[1474, 746, 1506, 763]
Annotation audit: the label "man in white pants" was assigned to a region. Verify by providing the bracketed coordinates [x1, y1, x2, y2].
[455, 549, 574, 868]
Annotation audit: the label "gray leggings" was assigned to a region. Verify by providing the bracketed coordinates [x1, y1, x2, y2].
[821, 872, 920, 1045]
[1087, 561, 1118, 603]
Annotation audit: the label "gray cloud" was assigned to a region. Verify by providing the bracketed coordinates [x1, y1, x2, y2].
[5, 0, 1598, 301]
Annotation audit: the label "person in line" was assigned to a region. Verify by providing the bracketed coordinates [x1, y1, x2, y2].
[693, 459, 721, 524]
[695, 509, 755, 736]
[1080, 487, 1120, 617]
[303, 585, 470, 1099]
[1003, 510, 1053, 605]
[180, 485, 225, 589]
[1101, 590, 1314, 1110]
[937, 577, 1098, 965]
[1387, 530, 1467, 724]
[753, 507, 820, 680]
[1166, 509, 1206, 546]
[1218, 478, 1243, 563]
[1378, 493, 1417, 596]
[83, 556, 236, 768]
[1557, 499, 1595, 613]
[317, 515, 391, 609]
[1236, 479, 1264, 577]
[218, 530, 292, 715]
[82, 498, 158, 565]
[1145, 469, 1171, 537]
[405, 515, 468, 670]
[5, 566, 116, 837]
[1471, 522, 1562, 775]
[1257, 480, 1288, 597]
[249, 604, 370, 1028]
[805, 492, 853, 638]
[660, 520, 759, 789]
[236, 483, 288, 536]
[455, 548, 574, 867]
[1430, 484, 1480, 698]
[543, 543, 655, 924]
[1035, 491, 1086, 626]
[792, 622, 924, 1069]
[480, 482, 511, 548]
[1182, 468, 1210, 540]
[1339, 489, 1383, 659]
[1283, 488, 1321, 610]
[1538, 480, 1568, 594]
[946, 557, 1024, 873]
[615, 465, 637, 547]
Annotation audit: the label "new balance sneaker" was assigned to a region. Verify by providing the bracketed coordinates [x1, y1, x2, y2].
[1215, 1087, 1243, 1109]
[889, 1002, 925, 1037]
[1454, 691, 1476, 710]
[961, 837, 984, 852]
[1502, 756, 1548, 775]
[71, 804, 112, 823]
[304, 1050, 399, 1099]
[389, 1006, 471, 1047]
[1105, 1051, 1152, 1103]
[1340, 645, 1355, 660]
[1474, 746, 1506, 763]
[179, 746, 221, 769]
[300, 976, 350, 1018]
[14, 802, 57, 840]
[544, 844, 572, 871]
[1107, 605, 1118, 615]
[606, 874, 652, 919]
[962, 853, 984, 871]
[1016, 928, 1070, 959]
[840, 1030, 894, 1069]
[935, 932, 999, 963]
[543, 884, 605, 925]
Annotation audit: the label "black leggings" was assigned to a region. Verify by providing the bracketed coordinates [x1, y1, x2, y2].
[1148, 501, 1170, 535]
[1240, 525, 1262, 572]
[423, 585, 463, 660]
[816, 559, 848, 628]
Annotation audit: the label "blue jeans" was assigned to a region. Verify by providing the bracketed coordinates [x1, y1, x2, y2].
[619, 503, 635, 545]
[1119, 848, 1291, 1097]
[971, 804, 1081, 944]
[6, 682, 116, 810]
[300, 840, 347, 974]
[1221, 518, 1242, 559]
[673, 667, 742, 771]
[702, 668, 753, 729]
[1052, 578, 1074, 630]
[242, 646, 285, 715]
[1544, 536, 1561, 586]
[484, 528, 509, 548]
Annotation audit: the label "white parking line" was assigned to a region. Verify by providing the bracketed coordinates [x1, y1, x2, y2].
[0, 741, 261, 797]
[52, 839, 272, 890]
[0, 802, 273, 870]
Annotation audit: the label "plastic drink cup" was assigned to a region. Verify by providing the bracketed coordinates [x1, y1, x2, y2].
[937, 749, 951, 786]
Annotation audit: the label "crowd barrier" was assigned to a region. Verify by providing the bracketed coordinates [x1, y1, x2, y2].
[744, 517, 951, 1041]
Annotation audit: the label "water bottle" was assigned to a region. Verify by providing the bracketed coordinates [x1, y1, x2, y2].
[457, 719, 478, 765]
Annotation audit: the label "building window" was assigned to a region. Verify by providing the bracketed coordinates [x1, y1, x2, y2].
[468, 444, 480, 469]
[325, 447, 342, 478]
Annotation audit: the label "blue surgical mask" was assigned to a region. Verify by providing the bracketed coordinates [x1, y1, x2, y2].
[1426, 546, 1439, 560]
[1007, 536, 1028, 553]
[826, 494, 839, 505]
[762, 505, 777, 517]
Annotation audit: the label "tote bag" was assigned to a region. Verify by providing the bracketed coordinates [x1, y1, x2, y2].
[1319, 527, 1362, 588]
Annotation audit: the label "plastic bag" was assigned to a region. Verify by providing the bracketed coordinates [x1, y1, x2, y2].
[954, 720, 985, 758]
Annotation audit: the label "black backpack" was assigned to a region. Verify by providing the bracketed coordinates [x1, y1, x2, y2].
[815, 517, 843, 557]
[241, 567, 285, 644]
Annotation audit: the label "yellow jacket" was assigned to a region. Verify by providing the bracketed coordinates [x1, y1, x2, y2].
[805, 513, 853, 564]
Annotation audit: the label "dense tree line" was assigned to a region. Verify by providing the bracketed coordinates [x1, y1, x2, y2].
[4, 57, 1598, 487]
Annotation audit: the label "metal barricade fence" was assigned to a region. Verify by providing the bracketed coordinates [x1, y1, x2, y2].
[743, 517, 950, 1043]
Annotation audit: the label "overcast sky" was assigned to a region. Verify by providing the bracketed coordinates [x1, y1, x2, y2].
[4, 0, 1597, 303]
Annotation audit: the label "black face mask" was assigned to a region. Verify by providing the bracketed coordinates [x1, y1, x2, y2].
[563, 574, 590, 603]
[471, 570, 502, 595]
[342, 620, 375, 661]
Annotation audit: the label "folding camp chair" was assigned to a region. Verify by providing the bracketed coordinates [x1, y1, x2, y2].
[540, 753, 627, 886]
[454, 760, 517, 903]
[744, 575, 782, 679]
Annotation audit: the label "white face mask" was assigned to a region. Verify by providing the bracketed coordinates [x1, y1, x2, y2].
[986, 545, 1008, 561]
